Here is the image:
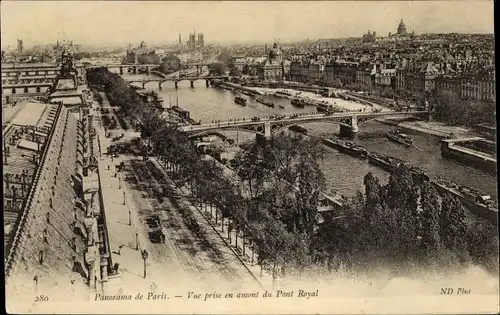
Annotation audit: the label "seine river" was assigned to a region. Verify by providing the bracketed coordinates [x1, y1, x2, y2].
[119, 73, 497, 200]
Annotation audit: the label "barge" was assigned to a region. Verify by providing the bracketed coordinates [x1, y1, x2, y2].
[387, 129, 413, 147]
[234, 96, 247, 107]
[256, 98, 275, 108]
[368, 152, 429, 183]
[291, 98, 306, 108]
[275, 90, 294, 98]
[441, 138, 497, 176]
[431, 178, 498, 225]
[322, 136, 368, 159]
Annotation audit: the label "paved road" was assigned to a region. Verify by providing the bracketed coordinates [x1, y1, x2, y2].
[94, 90, 260, 292]
[122, 157, 260, 291]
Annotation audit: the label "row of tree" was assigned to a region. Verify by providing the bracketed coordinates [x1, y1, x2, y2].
[87, 68, 498, 279]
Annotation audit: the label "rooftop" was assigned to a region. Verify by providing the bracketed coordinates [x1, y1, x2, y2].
[6, 105, 89, 299]
[55, 78, 77, 90]
[10, 101, 57, 128]
[3, 101, 60, 258]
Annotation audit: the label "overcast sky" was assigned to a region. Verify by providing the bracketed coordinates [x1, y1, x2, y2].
[1, 1, 494, 49]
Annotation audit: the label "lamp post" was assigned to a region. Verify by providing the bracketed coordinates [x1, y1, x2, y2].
[141, 249, 149, 279]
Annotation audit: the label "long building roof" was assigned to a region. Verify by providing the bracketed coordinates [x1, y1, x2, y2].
[6, 102, 89, 301]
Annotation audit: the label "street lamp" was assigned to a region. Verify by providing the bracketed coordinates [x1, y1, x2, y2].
[141, 249, 149, 279]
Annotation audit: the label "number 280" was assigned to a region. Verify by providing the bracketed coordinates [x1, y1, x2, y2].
[34, 295, 49, 302]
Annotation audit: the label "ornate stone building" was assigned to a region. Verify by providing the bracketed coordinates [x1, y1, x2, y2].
[258, 43, 284, 82]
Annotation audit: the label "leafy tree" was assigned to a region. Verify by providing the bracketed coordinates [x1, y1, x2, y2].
[231, 143, 267, 198]
[362, 172, 382, 219]
[159, 54, 181, 74]
[242, 64, 250, 75]
[440, 193, 467, 252]
[138, 54, 160, 65]
[419, 181, 441, 253]
[230, 66, 242, 77]
[466, 221, 499, 272]
[209, 62, 227, 75]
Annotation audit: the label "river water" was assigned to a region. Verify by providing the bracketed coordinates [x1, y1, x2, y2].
[119, 72, 497, 200]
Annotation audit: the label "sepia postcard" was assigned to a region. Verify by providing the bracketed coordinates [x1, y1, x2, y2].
[2, 0, 498, 314]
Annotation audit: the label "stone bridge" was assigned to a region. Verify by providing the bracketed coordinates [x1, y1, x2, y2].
[84, 61, 212, 76]
[126, 75, 230, 89]
[180, 110, 430, 140]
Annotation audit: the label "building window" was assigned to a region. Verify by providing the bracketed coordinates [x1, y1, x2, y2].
[12, 88, 16, 94]
[36, 86, 41, 93]
[24, 87, 29, 93]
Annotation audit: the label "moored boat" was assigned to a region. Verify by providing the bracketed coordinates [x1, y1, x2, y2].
[387, 129, 413, 147]
[291, 98, 306, 108]
[431, 178, 498, 225]
[234, 96, 247, 106]
[322, 136, 368, 159]
[367, 152, 404, 172]
[275, 90, 293, 98]
[256, 98, 275, 108]
[278, 105, 286, 110]
[367, 152, 429, 182]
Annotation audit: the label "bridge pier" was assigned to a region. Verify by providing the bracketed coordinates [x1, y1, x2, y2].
[119, 67, 123, 75]
[142, 82, 146, 89]
[206, 80, 210, 88]
[174, 81, 178, 89]
[339, 116, 358, 136]
[147, 67, 151, 75]
[158, 82, 162, 90]
[196, 66, 200, 76]
[133, 66, 138, 74]
[190, 81, 194, 88]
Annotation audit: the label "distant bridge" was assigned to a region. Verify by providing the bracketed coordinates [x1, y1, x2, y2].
[180, 110, 430, 140]
[126, 75, 229, 89]
[84, 61, 213, 76]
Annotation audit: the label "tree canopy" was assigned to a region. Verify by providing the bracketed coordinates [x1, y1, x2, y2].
[87, 67, 498, 278]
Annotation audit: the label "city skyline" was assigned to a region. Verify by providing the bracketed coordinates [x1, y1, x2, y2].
[1, 1, 494, 49]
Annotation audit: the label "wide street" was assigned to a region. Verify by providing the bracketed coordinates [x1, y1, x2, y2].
[93, 92, 261, 295]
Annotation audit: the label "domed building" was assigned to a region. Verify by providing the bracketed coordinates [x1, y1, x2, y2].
[397, 19, 407, 35]
[257, 42, 284, 82]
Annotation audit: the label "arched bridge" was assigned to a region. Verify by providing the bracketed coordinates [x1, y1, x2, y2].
[85, 62, 212, 75]
[126, 75, 230, 89]
[180, 110, 430, 139]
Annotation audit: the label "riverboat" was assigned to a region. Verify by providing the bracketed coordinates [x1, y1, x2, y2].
[256, 98, 275, 108]
[278, 105, 286, 110]
[322, 136, 368, 159]
[242, 91, 255, 97]
[431, 178, 498, 225]
[317, 103, 338, 114]
[291, 98, 306, 108]
[386, 129, 413, 147]
[368, 152, 429, 182]
[234, 96, 247, 106]
[275, 90, 293, 98]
